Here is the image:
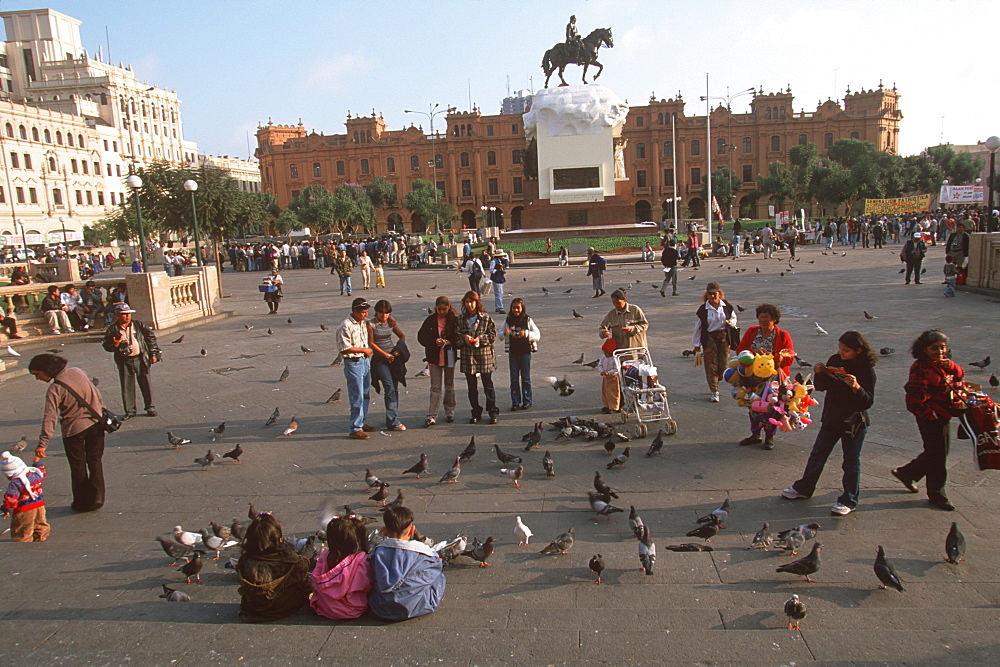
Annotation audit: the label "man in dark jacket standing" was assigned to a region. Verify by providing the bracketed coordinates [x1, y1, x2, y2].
[901, 233, 926, 285]
[102, 303, 161, 418]
[587, 248, 607, 298]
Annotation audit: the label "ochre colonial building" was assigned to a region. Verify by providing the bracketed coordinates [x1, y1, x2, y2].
[256, 83, 901, 233]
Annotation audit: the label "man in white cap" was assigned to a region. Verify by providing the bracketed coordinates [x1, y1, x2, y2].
[1, 451, 49, 542]
[900, 232, 927, 285]
[101, 303, 161, 418]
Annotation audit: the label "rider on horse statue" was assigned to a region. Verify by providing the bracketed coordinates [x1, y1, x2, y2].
[566, 15, 584, 60]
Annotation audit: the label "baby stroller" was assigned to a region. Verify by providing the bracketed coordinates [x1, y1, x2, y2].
[613, 346, 677, 438]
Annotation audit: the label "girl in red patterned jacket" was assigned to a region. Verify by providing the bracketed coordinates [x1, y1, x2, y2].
[1, 451, 49, 542]
[892, 329, 965, 511]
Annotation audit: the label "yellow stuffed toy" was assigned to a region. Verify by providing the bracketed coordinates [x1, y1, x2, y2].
[751, 353, 776, 379]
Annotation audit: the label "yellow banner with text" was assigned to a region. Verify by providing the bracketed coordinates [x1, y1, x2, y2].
[863, 194, 932, 215]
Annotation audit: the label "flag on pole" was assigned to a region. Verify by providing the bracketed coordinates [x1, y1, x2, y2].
[711, 196, 725, 224]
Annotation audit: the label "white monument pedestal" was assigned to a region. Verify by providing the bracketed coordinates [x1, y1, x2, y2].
[523, 84, 628, 205]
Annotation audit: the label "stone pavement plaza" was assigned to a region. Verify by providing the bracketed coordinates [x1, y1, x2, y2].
[1, 241, 999, 665]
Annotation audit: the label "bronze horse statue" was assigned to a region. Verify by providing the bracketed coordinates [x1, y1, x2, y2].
[542, 27, 614, 87]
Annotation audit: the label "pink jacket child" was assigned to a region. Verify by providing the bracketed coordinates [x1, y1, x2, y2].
[310, 517, 373, 620]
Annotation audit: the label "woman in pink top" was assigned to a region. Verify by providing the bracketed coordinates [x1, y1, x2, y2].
[311, 517, 373, 620]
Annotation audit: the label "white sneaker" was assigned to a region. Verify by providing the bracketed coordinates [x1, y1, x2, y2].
[831, 503, 854, 515]
[781, 487, 809, 500]
[710, 391, 720, 402]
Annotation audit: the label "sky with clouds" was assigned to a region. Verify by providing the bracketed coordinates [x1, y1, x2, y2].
[5, 0, 998, 161]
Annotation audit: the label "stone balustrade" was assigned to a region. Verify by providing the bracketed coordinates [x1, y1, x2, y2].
[966, 232, 1000, 290]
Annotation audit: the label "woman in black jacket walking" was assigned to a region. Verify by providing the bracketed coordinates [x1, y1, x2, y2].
[416, 296, 459, 427]
[781, 330, 877, 515]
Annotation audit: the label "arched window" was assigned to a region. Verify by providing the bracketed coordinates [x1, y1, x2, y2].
[77, 134, 84, 147]
[4, 123, 12, 138]
[18, 125, 26, 139]
[48, 157, 56, 171]
[663, 141, 673, 158]
[657, 113, 664, 125]
[798, 134, 808, 146]
[743, 137, 752, 153]
[43, 129, 51, 143]
[487, 151, 496, 166]
[386, 157, 395, 173]
[636, 142, 646, 158]
[824, 133, 834, 148]
[770, 135, 781, 152]
[765, 108, 771, 119]
[336, 160, 345, 175]
[460, 152, 470, 168]
[289, 164, 299, 179]
[67, 133, 75, 147]
[313, 162, 321, 177]
[31, 127, 39, 141]
[690, 140, 700, 156]
[55, 131, 63, 145]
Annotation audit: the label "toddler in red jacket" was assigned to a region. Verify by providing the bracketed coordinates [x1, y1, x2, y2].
[2, 451, 49, 542]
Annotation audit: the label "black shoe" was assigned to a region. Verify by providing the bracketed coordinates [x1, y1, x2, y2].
[739, 435, 762, 446]
[929, 496, 955, 511]
[891, 468, 919, 493]
[510, 405, 520, 412]
[592, 293, 601, 298]
[145, 409, 158, 417]
[602, 407, 612, 414]
[496, 309, 506, 314]
[599, 290, 606, 296]
[521, 403, 531, 411]
[763, 437, 775, 450]
[469, 417, 480, 424]
[915, 281, 922, 285]
[489, 416, 499, 425]
[445, 416, 455, 423]
[122, 414, 135, 421]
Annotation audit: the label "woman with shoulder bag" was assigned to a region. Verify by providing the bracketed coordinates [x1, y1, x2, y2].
[891, 329, 965, 511]
[691, 282, 737, 403]
[27, 353, 108, 512]
[456, 291, 499, 424]
[498, 298, 540, 412]
[781, 331, 876, 515]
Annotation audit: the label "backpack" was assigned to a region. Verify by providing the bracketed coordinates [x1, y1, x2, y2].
[469, 260, 484, 281]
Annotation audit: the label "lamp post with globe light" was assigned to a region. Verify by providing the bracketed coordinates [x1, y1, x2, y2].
[16, 217, 27, 258]
[182, 179, 203, 266]
[126, 174, 148, 272]
[986, 135, 1000, 232]
[404, 104, 455, 234]
[58, 215, 68, 250]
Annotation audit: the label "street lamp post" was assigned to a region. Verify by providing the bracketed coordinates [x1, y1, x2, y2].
[58, 215, 68, 250]
[182, 179, 203, 266]
[126, 174, 148, 272]
[701, 85, 755, 221]
[986, 135, 1000, 232]
[480, 205, 496, 229]
[404, 104, 454, 234]
[16, 217, 27, 258]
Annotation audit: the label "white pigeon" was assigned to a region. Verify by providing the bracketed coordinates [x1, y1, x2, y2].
[6, 345, 20, 357]
[515, 516, 533, 545]
[173, 526, 202, 547]
[814, 322, 829, 336]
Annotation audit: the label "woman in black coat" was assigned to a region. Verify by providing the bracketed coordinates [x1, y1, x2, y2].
[416, 296, 460, 427]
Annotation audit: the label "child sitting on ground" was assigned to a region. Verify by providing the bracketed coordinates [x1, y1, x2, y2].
[368, 506, 446, 621]
[598, 338, 620, 414]
[311, 516, 373, 620]
[943, 255, 958, 298]
[374, 261, 386, 288]
[236, 512, 311, 623]
[2, 451, 49, 542]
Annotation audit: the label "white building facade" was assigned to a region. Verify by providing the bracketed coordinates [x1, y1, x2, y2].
[0, 7, 198, 249]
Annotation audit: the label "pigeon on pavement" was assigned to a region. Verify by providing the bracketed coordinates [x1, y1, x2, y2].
[515, 516, 533, 545]
[546, 376, 575, 396]
[686, 516, 722, 542]
[645, 429, 664, 456]
[171, 335, 185, 344]
[781, 528, 807, 555]
[209, 422, 226, 441]
[749, 522, 773, 550]
[638, 526, 656, 575]
[606, 446, 630, 469]
[587, 491, 623, 519]
[282, 416, 299, 436]
[593, 471, 619, 499]
[784, 594, 806, 630]
[438, 457, 462, 483]
[300, 345, 314, 354]
[573, 310, 584, 319]
[572, 353, 585, 364]
[10, 436, 28, 454]
[583, 359, 600, 368]
[814, 322, 829, 335]
[589, 554, 605, 584]
[156, 536, 194, 566]
[879, 347, 895, 356]
[160, 584, 191, 602]
[989, 373, 999, 389]
[368, 482, 390, 505]
[500, 465, 524, 488]
[173, 525, 200, 547]
[6, 345, 21, 357]
[200, 348, 208, 357]
[199, 529, 226, 560]
[460, 536, 496, 567]
[459, 436, 477, 461]
[380, 488, 405, 511]
[222, 443, 243, 464]
[166, 431, 191, 449]
[776, 542, 822, 582]
[539, 528, 575, 555]
[664, 543, 714, 552]
[945, 522, 965, 564]
[210, 521, 232, 541]
[327, 388, 342, 403]
[403, 453, 429, 478]
[778, 523, 821, 542]
[493, 444, 522, 465]
[179, 552, 204, 584]
[874, 545, 905, 591]
[194, 450, 216, 470]
[697, 498, 731, 527]
[264, 407, 280, 427]
[278, 366, 290, 382]
[523, 423, 542, 451]
[542, 450, 555, 477]
[628, 505, 644, 540]
[364, 469, 386, 489]
[969, 356, 991, 370]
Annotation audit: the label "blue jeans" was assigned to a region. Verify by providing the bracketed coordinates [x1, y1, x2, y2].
[791, 425, 866, 508]
[372, 359, 401, 427]
[493, 281, 504, 311]
[508, 353, 532, 407]
[731, 235, 741, 257]
[339, 275, 352, 294]
[343, 357, 371, 433]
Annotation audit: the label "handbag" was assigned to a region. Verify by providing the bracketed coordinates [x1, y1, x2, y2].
[726, 325, 741, 350]
[54, 380, 122, 433]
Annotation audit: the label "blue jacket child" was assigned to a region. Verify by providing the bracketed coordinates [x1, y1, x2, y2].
[368, 506, 445, 621]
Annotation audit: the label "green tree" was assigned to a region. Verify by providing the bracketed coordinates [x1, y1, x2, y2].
[900, 154, 945, 195]
[701, 167, 742, 219]
[811, 162, 854, 214]
[788, 143, 819, 209]
[332, 183, 377, 234]
[365, 176, 397, 210]
[926, 145, 982, 185]
[405, 179, 456, 233]
[754, 161, 795, 211]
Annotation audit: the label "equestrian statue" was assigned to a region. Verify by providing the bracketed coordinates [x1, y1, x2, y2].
[542, 15, 614, 87]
